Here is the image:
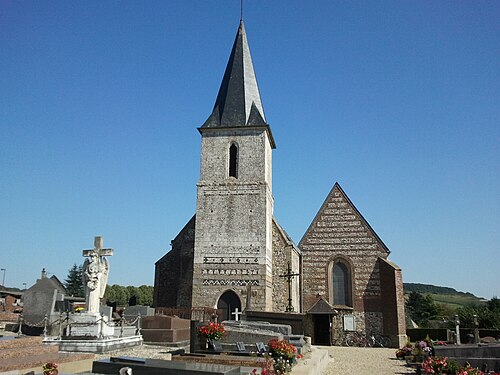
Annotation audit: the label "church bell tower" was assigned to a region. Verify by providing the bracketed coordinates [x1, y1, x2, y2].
[192, 21, 276, 313]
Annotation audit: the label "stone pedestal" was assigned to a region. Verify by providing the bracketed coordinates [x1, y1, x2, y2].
[68, 312, 114, 338]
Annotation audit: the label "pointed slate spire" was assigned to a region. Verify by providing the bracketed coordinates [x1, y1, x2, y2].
[202, 20, 267, 128]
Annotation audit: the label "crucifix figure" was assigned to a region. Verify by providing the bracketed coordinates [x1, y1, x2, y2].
[231, 307, 242, 321]
[82, 236, 113, 313]
[279, 261, 300, 312]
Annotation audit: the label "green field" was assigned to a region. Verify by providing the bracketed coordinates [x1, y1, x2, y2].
[403, 282, 486, 310]
[429, 293, 486, 308]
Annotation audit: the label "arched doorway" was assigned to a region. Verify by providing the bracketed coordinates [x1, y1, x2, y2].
[217, 290, 242, 321]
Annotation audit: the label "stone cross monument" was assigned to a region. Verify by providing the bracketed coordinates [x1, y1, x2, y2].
[279, 261, 300, 312]
[82, 236, 113, 313]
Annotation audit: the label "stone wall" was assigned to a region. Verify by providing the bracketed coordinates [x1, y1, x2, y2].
[271, 220, 301, 312]
[153, 216, 195, 308]
[379, 257, 407, 347]
[300, 183, 389, 312]
[299, 183, 405, 345]
[191, 128, 274, 310]
[331, 309, 383, 345]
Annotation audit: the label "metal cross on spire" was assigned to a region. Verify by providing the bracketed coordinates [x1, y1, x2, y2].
[279, 261, 300, 312]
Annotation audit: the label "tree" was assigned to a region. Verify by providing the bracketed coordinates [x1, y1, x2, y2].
[138, 285, 154, 306]
[455, 297, 500, 329]
[103, 284, 154, 307]
[64, 263, 84, 297]
[406, 291, 440, 327]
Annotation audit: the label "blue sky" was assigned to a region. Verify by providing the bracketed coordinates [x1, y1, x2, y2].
[1, 1, 498, 299]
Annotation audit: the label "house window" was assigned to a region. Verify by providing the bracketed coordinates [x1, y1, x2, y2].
[332, 261, 352, 306]
[229, 143, 238, 178]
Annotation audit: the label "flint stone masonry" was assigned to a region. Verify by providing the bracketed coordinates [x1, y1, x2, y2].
[154, 216, 195, 308]
[300, 183, 406, 346]
[192, 129, 274, 311]
[154, 217, 299, 314]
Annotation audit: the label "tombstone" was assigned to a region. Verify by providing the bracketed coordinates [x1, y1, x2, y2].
[454, 314, 461, 345]
[123, 305, 154, 319]
[128, 295, 137, 306]
[107, 301, 117, 313]
[473, 314, 480, 344]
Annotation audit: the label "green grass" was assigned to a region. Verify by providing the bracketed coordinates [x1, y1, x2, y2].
[429, 293, 485, 308]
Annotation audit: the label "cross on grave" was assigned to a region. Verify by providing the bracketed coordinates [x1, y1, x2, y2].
[82, 236, 114, 313]
[231, 307, 242, 321]
[279, 261, 300, 312]
[82, 236, 114, 259]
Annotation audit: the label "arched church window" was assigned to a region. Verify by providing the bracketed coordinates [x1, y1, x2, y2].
[229, 143, 238, 178]
[332, 261, 352, 306]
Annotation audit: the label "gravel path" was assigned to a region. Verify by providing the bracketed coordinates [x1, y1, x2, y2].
[320, 346, 415, 375]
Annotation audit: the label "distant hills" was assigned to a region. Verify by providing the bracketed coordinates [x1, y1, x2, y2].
[404, 283, 477, 297]
[403, 282, 486, 308]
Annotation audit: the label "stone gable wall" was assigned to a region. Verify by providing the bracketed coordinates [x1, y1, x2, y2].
[153, 217, 195, 308]
[300, 186, 388, 311]
[300, 184, 404, 342]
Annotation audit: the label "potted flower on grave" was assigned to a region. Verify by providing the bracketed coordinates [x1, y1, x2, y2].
[267, 338, 297, 374]
[199, 322, 225, 349]
[395, 343, 412, 359]
[456, 364, 486, 375]
[42, 362, 58, 375]
[422, 356, 449, 374]
[411, 340, 432, 363]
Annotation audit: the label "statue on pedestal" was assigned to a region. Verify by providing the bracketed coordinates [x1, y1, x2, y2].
[82, 236, 113, 313]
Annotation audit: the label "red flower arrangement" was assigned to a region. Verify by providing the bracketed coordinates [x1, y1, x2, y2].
[42, 362, 58, 375]
[199, 322, 225, 341]
[422, 356, 448, 374]
[268, 338, 296, 359]
[457, 364, 485, 375]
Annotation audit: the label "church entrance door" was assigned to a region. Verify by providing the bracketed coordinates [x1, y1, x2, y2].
[217, 291, 241, 321]
[312, 314, 331, 345]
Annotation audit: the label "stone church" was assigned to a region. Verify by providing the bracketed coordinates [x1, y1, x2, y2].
[154, 21, 406, 347]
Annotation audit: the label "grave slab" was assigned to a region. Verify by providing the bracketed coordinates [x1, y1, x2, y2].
[44, 335, 143, 353]
[92, 357, 241, 375]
